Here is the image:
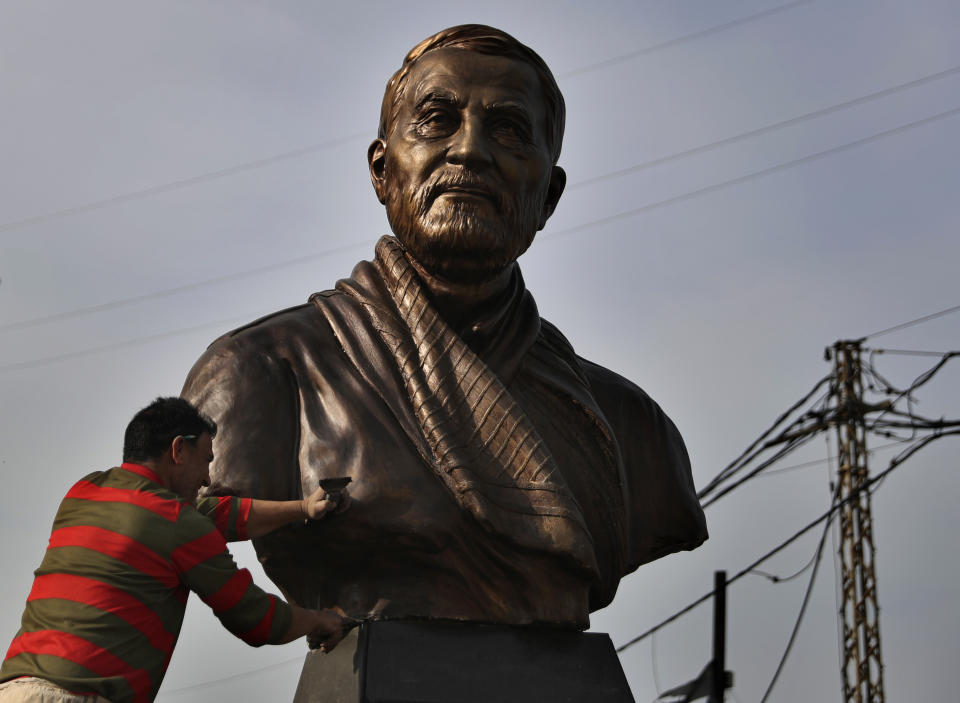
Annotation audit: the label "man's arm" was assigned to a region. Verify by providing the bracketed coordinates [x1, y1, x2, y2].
[196, 485, 351, 541]
[246, 484, 351, 539]
[175, 507, 353, 650]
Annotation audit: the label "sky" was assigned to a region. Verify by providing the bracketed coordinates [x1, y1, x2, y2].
[1, 1, 958, 701]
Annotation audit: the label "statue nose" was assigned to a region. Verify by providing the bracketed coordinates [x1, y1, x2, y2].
[445, 119, 492, 170]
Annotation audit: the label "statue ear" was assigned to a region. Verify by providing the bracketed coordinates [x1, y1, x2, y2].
[368, 139, 388, 204]
[539, 165, 566, 229]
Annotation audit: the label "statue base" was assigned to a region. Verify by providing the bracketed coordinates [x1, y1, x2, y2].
[293, 620, 634, 702]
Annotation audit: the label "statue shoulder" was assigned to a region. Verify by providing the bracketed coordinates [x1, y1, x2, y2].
[569, 350, 708, 569]
[179, 297, 342, 500]
[578, 357, 667, 430]
[208, 299, 336, 354]
[537, 318, 670, 431]
[180, 297, 343, 408]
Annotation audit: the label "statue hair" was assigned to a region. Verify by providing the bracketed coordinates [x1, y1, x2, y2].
[378, 24, 565, 164]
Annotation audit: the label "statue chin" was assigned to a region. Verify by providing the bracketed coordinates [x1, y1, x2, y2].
[393, 222, 533, 285]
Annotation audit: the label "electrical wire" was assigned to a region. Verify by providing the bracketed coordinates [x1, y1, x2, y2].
[0, 132, 368, 236]
[6, 96, 957, 371]
[866, 348, 957, 357]
[760, 441, 905, 477]
[748, 547, 820, 585]
[545, 105, 960, 245]
[702, 428, 819, 509]
[560, 0, 813, 79]
[6, 91, 960, 335]
[568, 63, 960, 191]
[864, 351, 959, 432]
[0, 0, 814, 240]
[759, 492, 837, 703]
[615, 430, 958, 654]
[704, 423, 910, 507]
[0, 310, 272, 374]
[698, 375, 832, 498]
[0, 240, 368, 333]
[701, 433, 819, 508]
[861, 303, 960, 340]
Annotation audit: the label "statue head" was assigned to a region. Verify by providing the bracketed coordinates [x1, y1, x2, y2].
[368, 25, 567, 283]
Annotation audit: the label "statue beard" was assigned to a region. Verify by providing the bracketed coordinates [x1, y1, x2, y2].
[384, 170, 546, 284]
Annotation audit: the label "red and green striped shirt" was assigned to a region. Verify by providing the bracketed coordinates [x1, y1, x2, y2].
[0, 463, 293, 703]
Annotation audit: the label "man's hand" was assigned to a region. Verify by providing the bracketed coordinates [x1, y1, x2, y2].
[282, 605, 353, 648]
[301, 483, 351, 520]
[306, 607, 354, 652]
[245, 484, 351, 538]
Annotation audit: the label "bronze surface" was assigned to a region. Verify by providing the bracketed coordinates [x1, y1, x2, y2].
[181, 24, 707, 629]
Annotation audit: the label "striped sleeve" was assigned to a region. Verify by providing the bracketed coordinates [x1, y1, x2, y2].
[194, 496, 252, 542]
[172, 508, 291, 646]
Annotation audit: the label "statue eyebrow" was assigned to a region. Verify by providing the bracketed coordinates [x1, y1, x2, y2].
[414, 89, 460, 112]
[485, 101, 532, 121]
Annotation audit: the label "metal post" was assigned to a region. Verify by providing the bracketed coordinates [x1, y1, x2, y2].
[708, 571, 727, 703]
[833, 341, 885, 703]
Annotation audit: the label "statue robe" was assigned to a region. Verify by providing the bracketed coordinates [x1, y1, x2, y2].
[181, 236, 706, 628]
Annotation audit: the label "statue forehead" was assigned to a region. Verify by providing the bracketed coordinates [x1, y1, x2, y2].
[399, 48, 546, 112]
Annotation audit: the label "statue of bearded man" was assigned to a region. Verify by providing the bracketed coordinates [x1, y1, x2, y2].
[182, 24, 707, 630]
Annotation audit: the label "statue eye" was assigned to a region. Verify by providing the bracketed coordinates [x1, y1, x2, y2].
[490, 117, 531, 146]
[416, 109, 457, 137]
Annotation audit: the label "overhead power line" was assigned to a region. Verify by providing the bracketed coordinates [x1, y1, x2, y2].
[700, 347, 958, 509]
[569, 63, 960, 191]
[0, 0, 814, 240]
[759, 493, 836, 703]
[868, 347, 958, 357]
[0, 132, 368, 236]
[616, 429, 958, 654]
[559, 0, 813, 79]
[760, 441, 905, 477]
[0, 241, 368, 333]
[701, 432, 820, 509]
[2, 91, 955, 369]
[861, 303, 960, 340]
[6, 95, 958, 338]
[0, 311, 271, 374]
[748, 546, 821, 584]
[698, 374, 831, 499]
[548, 104, 960, 243]
[5, 51, 955, 250]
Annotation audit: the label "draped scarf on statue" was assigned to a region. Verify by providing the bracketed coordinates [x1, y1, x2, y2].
[311, 236, 628, 578]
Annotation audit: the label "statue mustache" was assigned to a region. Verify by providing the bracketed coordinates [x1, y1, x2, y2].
[419, 173, 504, 211]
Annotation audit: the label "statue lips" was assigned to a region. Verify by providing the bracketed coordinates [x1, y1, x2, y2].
[428, 176, 501, 210]
[440, 185, 494, 202]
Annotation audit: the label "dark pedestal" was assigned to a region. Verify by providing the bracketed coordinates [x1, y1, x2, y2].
[293, 620, 634, 702]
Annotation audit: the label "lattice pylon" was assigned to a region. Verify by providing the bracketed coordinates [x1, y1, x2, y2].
[833, 341, 885, 703]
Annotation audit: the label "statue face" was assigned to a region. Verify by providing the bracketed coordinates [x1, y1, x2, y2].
[369, 48, 565, 282]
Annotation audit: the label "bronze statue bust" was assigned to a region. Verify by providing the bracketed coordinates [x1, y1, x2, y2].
[182, 24, 706, 630]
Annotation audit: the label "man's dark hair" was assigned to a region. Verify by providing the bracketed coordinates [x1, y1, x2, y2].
[378, 24, 566, 164]
[123, 397, 217, 463]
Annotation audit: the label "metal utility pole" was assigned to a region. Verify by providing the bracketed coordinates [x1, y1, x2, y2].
[832, 340, 885, 703]
[708, 571, 727, 703]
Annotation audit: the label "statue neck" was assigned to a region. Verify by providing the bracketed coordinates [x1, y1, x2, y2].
[404, 253, 515, 334]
